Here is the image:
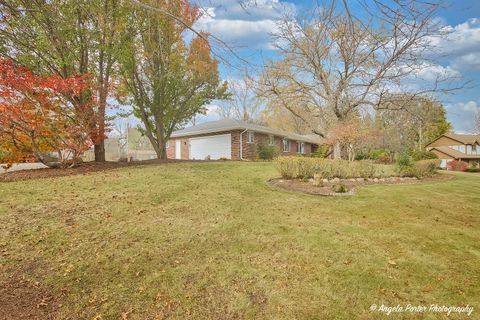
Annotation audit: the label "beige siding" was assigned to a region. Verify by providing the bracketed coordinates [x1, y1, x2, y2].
[428, 136, 464, 147]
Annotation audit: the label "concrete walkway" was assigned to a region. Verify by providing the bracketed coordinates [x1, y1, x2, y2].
[0, 163, 48, 174]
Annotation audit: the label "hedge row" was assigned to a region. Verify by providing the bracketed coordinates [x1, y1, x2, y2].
[275, 156, 439, 180]
[275, 157, 387, 179]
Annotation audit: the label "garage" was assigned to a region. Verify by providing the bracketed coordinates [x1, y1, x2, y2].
[189, 134, 231, 160]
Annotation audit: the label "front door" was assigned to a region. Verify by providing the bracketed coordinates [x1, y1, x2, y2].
[175, 140, 182, 160]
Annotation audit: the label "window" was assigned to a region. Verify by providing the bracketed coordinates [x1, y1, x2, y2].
[268, 135, 274, 145]
[473, 145, 478, 155]
[467, 145, 472, 155]
[297, 142, 305, 154]
[449, 145, 466, 153]
[283, 139, 290, 152]
[247, 131, 254, 144]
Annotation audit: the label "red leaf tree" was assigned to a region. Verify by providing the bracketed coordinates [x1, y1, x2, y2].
[0, 59, 95, 168]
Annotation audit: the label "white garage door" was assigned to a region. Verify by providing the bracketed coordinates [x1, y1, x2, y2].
[189, 134, 231, 160]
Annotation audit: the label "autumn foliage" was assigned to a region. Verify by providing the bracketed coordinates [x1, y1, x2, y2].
[447, 160, 468, 172]
[0, 59, 95, 167]
[326, 121, 379, 161]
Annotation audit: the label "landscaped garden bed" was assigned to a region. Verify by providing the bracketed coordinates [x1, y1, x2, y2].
[269, 174, 452, 196]
[272, 156, 449, 196]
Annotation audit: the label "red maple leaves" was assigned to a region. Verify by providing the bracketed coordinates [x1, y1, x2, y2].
[0, 59, 97, 167]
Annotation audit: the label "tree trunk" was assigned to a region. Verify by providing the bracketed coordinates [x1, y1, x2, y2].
[94, 141, 106, 162]
[333, 142, 342, 159]
[157, 145, 168, 160]
[418, 127, 424, 151]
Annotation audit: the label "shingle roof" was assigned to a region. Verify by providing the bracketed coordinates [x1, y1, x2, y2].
[442, 133, 480, 145]
[430, 146, 480, 159]
[171, 119, 322, 144]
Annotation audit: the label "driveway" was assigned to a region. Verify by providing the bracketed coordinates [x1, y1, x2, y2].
[0, 163, 48, 174]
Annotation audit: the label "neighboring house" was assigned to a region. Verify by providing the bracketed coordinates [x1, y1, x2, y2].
[426, 133, 480, 168]
[167, 119, 321, 160]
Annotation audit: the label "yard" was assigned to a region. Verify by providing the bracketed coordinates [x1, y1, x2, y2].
[0, 161, 479, 319]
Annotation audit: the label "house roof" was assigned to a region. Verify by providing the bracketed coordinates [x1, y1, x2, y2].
[427, 133, 480, 146]
[430, 146, 480, 159]
[171, 119, 322, 144]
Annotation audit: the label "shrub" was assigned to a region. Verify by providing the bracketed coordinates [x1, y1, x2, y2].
[274, 156, 318, 179]
[356, 148, 392, 164]
[447, 160, 468, 172]
[311, 144, 330, 158]
[332, 184, 347, 193]
[412, 159, 440, 178]
[465, 168, 480, 173]
[411, 150, 438, 161]
[372, 149, 393, 164]
[257, 144, 278, 160]
[395, 152, 414, 176]
[274, 156, 388, 179]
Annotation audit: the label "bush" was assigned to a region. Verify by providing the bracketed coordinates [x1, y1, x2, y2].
[274, 156, 388, 179]
[395, 152, 414, 176]
[447, 160, 468, 172]
[465, 168, 480, 173]
[411, 159, 440, 178]
[331, 184, 347, 193]
[411, 150, 438, 161]
[274, 156, 317, 179]
[356, 148, 392, 164]
[311, 144, 330, 158]
[257, 144, 278, 160]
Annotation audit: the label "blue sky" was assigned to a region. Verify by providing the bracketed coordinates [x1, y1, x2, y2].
[194, 0, 480, 132]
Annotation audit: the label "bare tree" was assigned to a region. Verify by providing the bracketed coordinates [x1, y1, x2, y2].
[217, 72, 262, 122]
[259, 0, 463, 158]
[375, 95, 451, 156]
[261, 100, 314, 134]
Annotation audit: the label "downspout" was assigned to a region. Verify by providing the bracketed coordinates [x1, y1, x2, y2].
[240, 129, 248, 160]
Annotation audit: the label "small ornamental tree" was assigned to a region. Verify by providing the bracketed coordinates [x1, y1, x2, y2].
[325, 121, 379, 161]
[447, 160, 468, 172]
[0, 59, 95, 168]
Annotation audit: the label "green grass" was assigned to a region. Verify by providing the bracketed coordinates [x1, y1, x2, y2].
[1, 162, 479, 319]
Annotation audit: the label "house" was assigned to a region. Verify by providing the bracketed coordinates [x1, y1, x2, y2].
[166, 119, 321, 160]
[426, 133, 480, 168]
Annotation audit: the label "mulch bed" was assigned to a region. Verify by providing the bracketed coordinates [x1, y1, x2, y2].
[269, 174, 454, 196]
[0, 159, 199, 183]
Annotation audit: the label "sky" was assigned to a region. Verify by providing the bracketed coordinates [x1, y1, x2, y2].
[192, 0, 480, 133]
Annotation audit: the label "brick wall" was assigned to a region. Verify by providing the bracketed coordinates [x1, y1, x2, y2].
[166, 140, 175, 159]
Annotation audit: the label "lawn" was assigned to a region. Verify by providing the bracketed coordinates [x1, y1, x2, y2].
[0, 162, 479, 319]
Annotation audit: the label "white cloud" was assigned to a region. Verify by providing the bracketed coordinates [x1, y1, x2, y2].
[410, 63, 462, 82]
[430, 18, 480, 71]
[195, 0, 295, 49]
[445, 100, 480, 133]
[451, 53, 480, 71]
[193, 103, 222, 124]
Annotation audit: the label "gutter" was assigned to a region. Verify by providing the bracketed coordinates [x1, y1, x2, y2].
[239, 128, 248, 160]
